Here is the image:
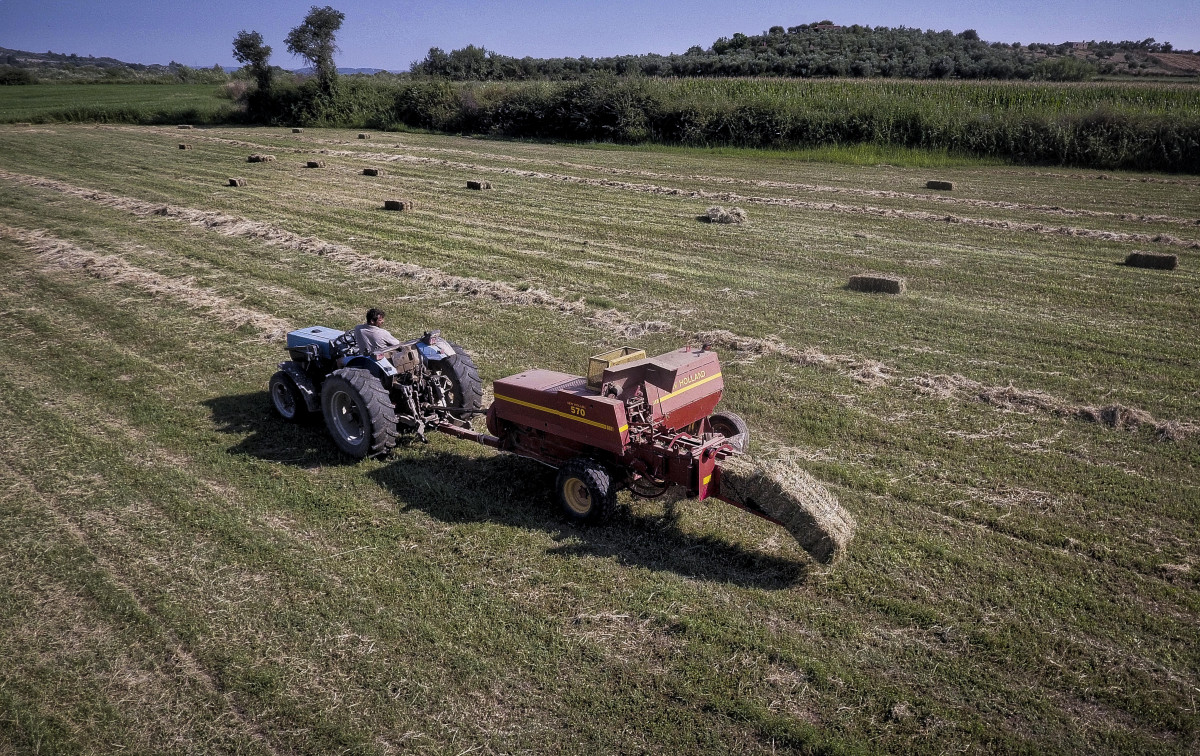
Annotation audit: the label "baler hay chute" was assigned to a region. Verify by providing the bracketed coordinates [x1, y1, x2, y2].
[271, 332, 855, 563]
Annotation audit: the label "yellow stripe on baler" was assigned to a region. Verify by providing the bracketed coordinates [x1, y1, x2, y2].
[494, 393, 629, 433]
[656, 371, 722, 404]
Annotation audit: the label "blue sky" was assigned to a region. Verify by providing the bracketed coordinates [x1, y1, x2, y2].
[2, 0, 1198, 70]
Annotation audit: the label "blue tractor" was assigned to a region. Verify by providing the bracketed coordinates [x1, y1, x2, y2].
[269, 326, 483, 458]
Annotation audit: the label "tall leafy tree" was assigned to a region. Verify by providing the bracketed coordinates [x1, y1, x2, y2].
[232, 30, 273, 91]
[286, 5, 345, 90]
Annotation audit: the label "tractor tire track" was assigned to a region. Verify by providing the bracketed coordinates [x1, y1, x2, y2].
[3, 169, 1194, 438]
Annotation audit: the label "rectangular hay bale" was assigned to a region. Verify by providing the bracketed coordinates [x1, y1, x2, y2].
[358, 133, 370, 139]
[178, 144, 192, 150]
[307, 161, 326, 168]
[926, 180, 955, 190]
[247, 154, 276, 163]
[292, 128, 303, 133]
[363, 168, 383, 176]
[383, 200, 413, 211]
[177, 124, 193, 130]
[466, 180, 492, 190]
[848, 274, 906, 295]
[1124, 251, 1178, 270]
[228, 178, 247, 187]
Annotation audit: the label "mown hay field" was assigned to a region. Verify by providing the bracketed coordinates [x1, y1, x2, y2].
[0, 123, 1197, 755]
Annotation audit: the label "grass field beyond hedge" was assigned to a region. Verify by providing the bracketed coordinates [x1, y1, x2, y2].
[0, 123, 1197, 754]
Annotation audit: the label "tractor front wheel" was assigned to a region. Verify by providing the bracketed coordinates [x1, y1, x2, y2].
[320, 368, 398, 458]
[555, 458, 616, 523]
[269, 371, 307, 422]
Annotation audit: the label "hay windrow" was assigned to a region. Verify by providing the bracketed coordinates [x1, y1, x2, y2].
[0, 225, 290, 340]
[2, 169, 1193, 439]
[717, 453, 855, 564]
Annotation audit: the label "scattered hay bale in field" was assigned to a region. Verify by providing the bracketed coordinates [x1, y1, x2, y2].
[307, 161, 326, 168]
[228, 178, 247, 187]
[1124, 250, 1178, 270]
[177, 125, 193, 130]
[178, 144, 192, 150]
[383, 199, 413, 211]
[358, 133, 370, 139]
[467, 180, 492, 190]
[848, 274, 906, 294]
[247, 154, 276, 163]
[718, 454, 855, 565]
[13, 122, 32, 127]
[363, 168, 383, 176]
[292, 128, 303, 133]
[926, 180, 955, 191]
[703, 206, 747, 224]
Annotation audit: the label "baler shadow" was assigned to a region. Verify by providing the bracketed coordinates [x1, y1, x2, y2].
[369, 451, 811, 589]
[203, 391, 356, 467]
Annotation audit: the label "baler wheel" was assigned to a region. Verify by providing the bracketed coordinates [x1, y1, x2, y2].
[269, 371, 307, 422]
[320, 368, 398, 458]
[709, 411, 750, 453]
[555, 458, 616, 523]
[433, 342, 484, 428]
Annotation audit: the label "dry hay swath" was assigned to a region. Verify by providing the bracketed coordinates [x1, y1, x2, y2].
[926, 180, 955, 191]
[306, 161, 326, 168]
[0, 225, 290, 340]
[717, 453, 855, 564]
[317, 150, 1199, 247]
[363, 168, 383, 176]
[467, 180, 492, 190]
[383, 199, 413, 211]
[247, 154, 276, 163]
[1124, 250, 1179, 270]
[178, 144, 192, 150]
[228, 178, 247, 187]
[848, 274, 907, 295]
[704, 206, 747, 224]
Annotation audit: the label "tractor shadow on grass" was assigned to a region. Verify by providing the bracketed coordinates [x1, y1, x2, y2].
[370, 451, 812, 589]
[203, 391, 359, 468]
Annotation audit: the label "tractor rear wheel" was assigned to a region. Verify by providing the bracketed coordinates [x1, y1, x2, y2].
[555, 458, 616, 523]
[709, 411, 750, 453]
[432, 342, 484, 427]
[320, 368, 398, 458]
[269, 371, 307, 422]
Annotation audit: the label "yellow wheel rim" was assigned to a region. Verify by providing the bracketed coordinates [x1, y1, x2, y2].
[562, 476, 593, 516]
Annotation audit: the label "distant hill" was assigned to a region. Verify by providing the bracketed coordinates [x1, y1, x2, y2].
[411, 23, 1200, 82]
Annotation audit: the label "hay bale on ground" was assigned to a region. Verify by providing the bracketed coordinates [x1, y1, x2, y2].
[1125, 251, 1178, 270]
[307, 161, 326, 168]
[178, 144, 192, 150]
[467, 180, 492, 190]
[848, 274, 906, 294]
[358, 133, 370, 139]
[383, 200, 413, 211]
[177, 125, 193, 130]
[363, 168, 383, 176]
[247, 154, 276, 163]
[718, 455, 855, 564]
[228, 178, 247, 187]
[292, 128, 303, 133]
[927, 180, 955, 190]
[704, 206, 747, 224]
